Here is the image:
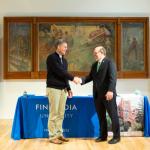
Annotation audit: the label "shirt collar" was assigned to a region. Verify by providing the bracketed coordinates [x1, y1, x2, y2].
[98, 58, 103, 63]
[55, 52, 63, 59]
[98, 56, 105, 63]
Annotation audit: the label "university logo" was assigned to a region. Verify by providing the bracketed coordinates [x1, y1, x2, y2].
[35, 104, 77, 111]
[65, 104, 77, 111]
[36, 104, 48, 110]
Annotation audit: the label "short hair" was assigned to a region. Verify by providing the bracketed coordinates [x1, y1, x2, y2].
[97, 46, 106, 56]
[54, 38, 67, 48]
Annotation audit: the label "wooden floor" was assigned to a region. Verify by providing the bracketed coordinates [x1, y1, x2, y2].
[0, 120, 150, 150]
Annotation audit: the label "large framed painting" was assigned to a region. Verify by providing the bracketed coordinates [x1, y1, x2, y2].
[4, 17, 34, 79]
[8, 23, 32, 72]
[3, 17, 149, 79]
[37, 17, 117, 77]
[118, 18, 149, 78]
[121, 23, 145, 71]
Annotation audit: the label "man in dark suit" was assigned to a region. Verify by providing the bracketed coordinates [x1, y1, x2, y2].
[46, 38, 79, 144]
[81, 46, 120, 144]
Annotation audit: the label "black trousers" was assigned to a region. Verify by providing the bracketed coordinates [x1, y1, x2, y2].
[94, 95, 120, 139]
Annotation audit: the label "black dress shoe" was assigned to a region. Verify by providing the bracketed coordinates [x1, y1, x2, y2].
[95, 137, 107, 142]
[108, 138, 120, 144]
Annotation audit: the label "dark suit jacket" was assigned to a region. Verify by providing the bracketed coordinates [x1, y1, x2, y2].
[82, 57, 117, 99]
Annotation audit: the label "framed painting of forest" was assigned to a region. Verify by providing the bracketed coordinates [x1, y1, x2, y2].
[3, 17, 149, 79]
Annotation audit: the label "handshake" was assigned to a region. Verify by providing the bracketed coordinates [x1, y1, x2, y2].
[73, 77, 82, 84]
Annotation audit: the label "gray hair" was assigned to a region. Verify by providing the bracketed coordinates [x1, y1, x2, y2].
[54, 38, 67, 48]
[97, 46, 106, 56]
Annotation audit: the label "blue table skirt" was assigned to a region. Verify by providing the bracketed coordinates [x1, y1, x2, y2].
[11, 95, 99, 140]
[11, 95, 49, 140]
[11, 95, 150, 140]
[144, 96, 150, 137]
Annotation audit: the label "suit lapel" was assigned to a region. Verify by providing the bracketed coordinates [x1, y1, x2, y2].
[92, 62, 98, 74]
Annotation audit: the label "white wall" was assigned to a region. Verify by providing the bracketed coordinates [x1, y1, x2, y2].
[0, 0, 150, 16]
[0, 0, 150, 119]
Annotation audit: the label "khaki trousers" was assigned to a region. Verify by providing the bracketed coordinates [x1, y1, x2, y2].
[46, 87, 67, 139]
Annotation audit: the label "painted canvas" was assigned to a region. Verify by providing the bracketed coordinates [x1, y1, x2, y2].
[38, 22, 115, 71]
[108, 94, 144, 136]
[121, 23, 145, 71]
[8, 23, 32, 72]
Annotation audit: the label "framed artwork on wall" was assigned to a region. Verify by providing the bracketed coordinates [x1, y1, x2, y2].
[4, 17, 35, 79]
[37, 18, 117, 74]
[8, 22, 32, 72]
[118, 18, 149, 78]
[3, 17, 149, 79]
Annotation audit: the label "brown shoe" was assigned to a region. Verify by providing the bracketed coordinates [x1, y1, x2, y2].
[58, 136, 69, 142]
[49, 138, 63, 144]
[95, 137, 107, 142]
